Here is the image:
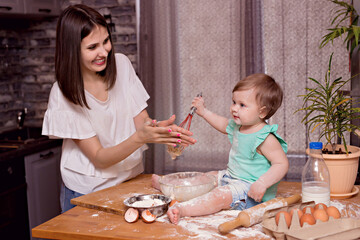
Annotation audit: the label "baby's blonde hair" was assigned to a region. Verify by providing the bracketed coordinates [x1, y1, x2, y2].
[232, 73, 283, 119]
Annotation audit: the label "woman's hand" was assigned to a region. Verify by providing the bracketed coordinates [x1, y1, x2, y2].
[136, 114, 196, 147]
[74, 112, 196, 169]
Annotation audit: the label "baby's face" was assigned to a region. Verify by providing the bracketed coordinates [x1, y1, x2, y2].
[230, 89, 262, 126]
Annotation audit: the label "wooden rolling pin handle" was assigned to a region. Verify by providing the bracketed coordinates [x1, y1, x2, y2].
[218, 212, 250, 235]
[284, 194, 302, 205]
[218, 194, 301, 235]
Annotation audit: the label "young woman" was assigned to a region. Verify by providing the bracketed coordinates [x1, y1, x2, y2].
[42, 4, 196, 212]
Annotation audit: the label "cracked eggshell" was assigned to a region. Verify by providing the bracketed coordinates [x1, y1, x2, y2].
[141, 209, 156, 223]
[124, 207, 139, 223]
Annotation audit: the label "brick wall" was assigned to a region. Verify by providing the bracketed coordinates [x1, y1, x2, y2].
[0, 0, 137, 131]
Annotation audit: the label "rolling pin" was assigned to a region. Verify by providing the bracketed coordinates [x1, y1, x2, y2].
[218, 194, 301, 234]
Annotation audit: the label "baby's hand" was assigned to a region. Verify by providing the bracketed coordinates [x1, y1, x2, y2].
[192, 96, 206, 117]
[247, 180, 267, 202]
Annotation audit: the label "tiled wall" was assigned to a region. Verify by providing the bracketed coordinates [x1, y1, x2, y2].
[0, 0, 137, 130]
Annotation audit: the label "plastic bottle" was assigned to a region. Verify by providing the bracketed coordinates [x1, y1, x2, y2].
[301, 142, 330, 206]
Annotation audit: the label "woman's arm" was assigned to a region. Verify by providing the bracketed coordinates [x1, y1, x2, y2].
[74, 109, 196, 169]
[247, 134, 289, 202]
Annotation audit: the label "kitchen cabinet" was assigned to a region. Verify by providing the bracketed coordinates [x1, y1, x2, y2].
[0, 0, 60, 16]
[0, 155, 29, 239]
[25, 146, 62, 240]
[24, 0, 60, 16]
[0, 0, 24, 14]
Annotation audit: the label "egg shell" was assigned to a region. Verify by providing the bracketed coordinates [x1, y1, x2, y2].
[275, 211, 291, 228]
[326, 206, 341, 219]
[124, 207, 139, 223]
[302, 206, 315, 215]
[314, 203, 328, 210]
[313, 208, 329, 222]
[300, 213, 316, 227]
[141, 209, 156, 223]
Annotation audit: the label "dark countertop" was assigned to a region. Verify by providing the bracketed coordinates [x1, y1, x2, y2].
[0, 138, 63, 161]
[0, 126, 63, 161]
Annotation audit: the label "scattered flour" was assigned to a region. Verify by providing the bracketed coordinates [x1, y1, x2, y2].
[246, 200, 285, 225]
[330, 200, 360, 218]
[157, 210, 271, 239]
[156, 200, 360, 239]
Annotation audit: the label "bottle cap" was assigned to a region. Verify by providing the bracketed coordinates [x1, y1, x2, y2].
[309, 142, 323, 150]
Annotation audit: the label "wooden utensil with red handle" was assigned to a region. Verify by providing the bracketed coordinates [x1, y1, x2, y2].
[218, 194, 301, 234]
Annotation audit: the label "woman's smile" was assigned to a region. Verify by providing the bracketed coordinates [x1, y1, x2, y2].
[93, 57, 106, 66]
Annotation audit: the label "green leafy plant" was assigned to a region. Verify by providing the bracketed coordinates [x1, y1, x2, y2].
[296, 53, 360, 154]
[320, 0, 360, 56]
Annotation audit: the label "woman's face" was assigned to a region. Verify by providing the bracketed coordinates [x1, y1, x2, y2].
[80, 25, 112, 76]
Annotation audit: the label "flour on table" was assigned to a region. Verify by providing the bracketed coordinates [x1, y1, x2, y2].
[330, 200, 360, 218]
[157, 210, 271, 239]
[156, 200, 360, 239]
[246, 200, 285, 225]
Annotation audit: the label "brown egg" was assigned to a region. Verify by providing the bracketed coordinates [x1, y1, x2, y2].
[290, 208, 303, 219]
[302, 206, 315, 215]
[326, 206, 341, 219]
[313, 209, 329, 222]
[275, 211, 291, 228]
[314, 203, 328, 210]
[300, 213, 316, 227]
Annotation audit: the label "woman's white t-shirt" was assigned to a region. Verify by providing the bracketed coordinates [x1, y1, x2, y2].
[42, 53, 150, 194]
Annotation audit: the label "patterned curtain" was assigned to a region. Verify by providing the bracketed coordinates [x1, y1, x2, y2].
[139, 0, 264, 174]
[263, 0, 349, 181]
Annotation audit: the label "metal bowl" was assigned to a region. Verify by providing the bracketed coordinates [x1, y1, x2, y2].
[159, 172, 217, 202]
[123, 194, 171, 217]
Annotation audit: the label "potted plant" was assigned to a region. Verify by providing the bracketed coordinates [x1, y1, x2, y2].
[304, 0, 360, 154]
[295, 0, 360, 198]
[296, 52, 360, 197]
[297, 53, 360, 154]
[320, 0, 360, 57]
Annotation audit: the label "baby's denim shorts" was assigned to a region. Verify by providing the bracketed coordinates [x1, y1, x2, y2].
[218, 170, 261, 210]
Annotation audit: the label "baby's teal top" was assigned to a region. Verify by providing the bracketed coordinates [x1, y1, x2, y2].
[226, 120, 288, 201]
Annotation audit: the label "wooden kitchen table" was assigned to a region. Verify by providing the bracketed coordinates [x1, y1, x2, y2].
[32, 174, 360, 240]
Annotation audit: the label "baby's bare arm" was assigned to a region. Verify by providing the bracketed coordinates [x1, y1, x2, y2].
[192, 96, 228, 134]
[247, 134, 289, 201]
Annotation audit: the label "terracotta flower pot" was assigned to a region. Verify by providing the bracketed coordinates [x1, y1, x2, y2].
[306, 145, 360, 194]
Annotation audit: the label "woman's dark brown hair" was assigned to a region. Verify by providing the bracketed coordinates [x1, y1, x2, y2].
[55, 4, 116, 108]
[233, 73, 283, 120]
